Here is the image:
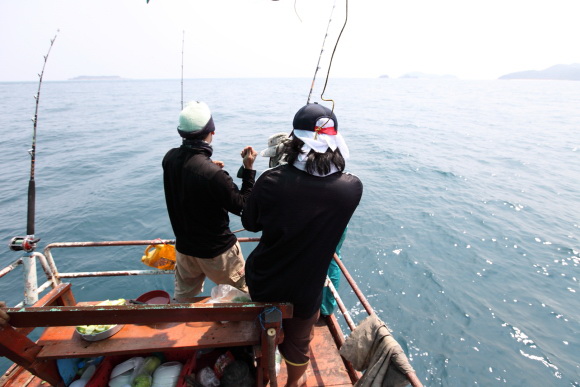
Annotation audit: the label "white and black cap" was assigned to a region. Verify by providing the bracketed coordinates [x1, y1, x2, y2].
[292, 103, 349, 159]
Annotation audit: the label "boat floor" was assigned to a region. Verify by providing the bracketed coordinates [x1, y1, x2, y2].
[278, 319, 353, 386]
[1, 319, 353, 386]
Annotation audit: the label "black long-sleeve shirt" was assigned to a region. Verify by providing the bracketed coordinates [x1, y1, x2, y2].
[242, 164, 362, 318]
[163, 144, 255, 258]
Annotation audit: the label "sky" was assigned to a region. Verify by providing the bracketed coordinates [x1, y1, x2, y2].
[1, 0, 580, 82]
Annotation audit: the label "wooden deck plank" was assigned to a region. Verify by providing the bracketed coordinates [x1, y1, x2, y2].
[277, 319, 353, 386]
[0, 364, 46, 387]
[36, 320, 260, 359]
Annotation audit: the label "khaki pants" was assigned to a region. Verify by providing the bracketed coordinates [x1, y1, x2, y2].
[174, 241, 247, 302]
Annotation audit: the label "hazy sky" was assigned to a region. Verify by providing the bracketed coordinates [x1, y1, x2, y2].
[1, 0, 579, 82]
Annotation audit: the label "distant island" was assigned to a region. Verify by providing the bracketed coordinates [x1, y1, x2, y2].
[399, 72, 457, 79]
[69, 76, 124, 81]
[499, 64, 580, 81]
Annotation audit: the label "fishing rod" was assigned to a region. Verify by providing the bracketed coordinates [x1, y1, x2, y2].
[306, 0, 349, 112]
[181, 30, 185, 110]
[9, 31, 59, 253]
[319, 0, 348, 108]
[306, 0, 337, 105]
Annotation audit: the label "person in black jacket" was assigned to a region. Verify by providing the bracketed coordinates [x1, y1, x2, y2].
[163, 101, 257, 302]
[242, 103, 363, 387]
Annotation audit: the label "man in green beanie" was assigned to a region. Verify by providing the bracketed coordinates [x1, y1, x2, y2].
[163, 101, 257, 302]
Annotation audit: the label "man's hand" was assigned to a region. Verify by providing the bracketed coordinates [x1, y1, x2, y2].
[0, 301, 10, 326]
[241, 146, 258, 170]
[212, 160, 225, 169]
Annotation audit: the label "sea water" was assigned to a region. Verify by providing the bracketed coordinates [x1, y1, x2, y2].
[0, 78, 578, 385]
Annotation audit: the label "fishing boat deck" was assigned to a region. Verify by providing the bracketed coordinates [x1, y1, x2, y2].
[1, 284, 355, 386]
[2, 239, 406, 386]
[3, 315, 353, 387]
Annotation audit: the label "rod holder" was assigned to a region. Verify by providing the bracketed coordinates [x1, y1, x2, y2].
[9, 236, 40, 253]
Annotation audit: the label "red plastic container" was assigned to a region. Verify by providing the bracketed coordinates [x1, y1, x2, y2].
[135, 290, 171, 304]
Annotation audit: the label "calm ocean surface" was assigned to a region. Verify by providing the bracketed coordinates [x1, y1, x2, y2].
[0, 78, 578, 385]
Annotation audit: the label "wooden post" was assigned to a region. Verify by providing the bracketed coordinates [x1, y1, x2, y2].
[259, 307, 284, 387]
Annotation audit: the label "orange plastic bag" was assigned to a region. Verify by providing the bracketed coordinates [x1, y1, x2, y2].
[141, 242, 176, 270]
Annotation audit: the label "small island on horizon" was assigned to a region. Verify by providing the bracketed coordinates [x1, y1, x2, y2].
[399, 72, 457, 79]
[377, 63, 580, 81]
[69, 75, 125, 81]
[379, 72, 457, 79]
[499, 63, 580, 81]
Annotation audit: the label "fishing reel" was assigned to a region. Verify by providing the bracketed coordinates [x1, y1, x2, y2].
[8, 235, 40, 253]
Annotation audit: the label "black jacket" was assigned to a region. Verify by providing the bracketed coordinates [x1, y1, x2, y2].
[163, 143, 255, 258]
[242, 164, 363, 318]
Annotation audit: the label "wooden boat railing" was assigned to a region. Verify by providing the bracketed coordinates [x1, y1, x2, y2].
[0, 238, 370, 386]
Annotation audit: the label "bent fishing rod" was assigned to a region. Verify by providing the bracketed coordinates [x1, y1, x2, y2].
[9, 31, 59, 253]
[303, 0, 348, 135]
[306, 0, 348, 113]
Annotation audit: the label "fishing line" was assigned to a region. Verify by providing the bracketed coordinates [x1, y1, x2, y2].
[306, 0, 349, 112]
[181, 31, 185, 110]
[319, 0, 348, 111]
[306, 0, 337, 105]
[9, 30, 59, 253]
[294, 0, 302, 23]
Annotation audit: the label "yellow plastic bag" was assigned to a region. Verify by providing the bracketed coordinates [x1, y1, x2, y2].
[141, 242, 176, 270]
